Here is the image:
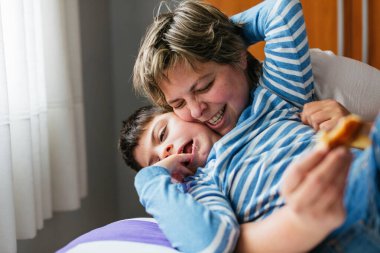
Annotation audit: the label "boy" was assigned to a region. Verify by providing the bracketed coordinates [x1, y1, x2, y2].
[119, 104, 380, 253]
[119, 105, 219, 181]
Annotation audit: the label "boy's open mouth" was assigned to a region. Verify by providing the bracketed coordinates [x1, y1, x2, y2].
[179, 140, 194, 167]
[183, 140, 193, 154]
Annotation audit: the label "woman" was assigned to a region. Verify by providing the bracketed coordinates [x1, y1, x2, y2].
[132, 0, 377, 252]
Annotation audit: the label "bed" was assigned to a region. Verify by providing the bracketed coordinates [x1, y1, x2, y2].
[57, 49, 380, 253]
[56, 218, 179, 253]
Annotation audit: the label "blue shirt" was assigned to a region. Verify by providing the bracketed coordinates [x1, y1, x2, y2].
[136, 0, 315, 252]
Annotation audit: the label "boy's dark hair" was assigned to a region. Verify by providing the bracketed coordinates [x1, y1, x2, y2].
[118, 105, 168, 172]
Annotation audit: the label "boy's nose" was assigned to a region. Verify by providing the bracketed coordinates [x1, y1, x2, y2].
[163, 144, 174, 158]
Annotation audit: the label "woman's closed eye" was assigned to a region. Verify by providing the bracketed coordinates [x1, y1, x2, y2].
[195, 80, 213, 94]
[173, 100, 186, 109]
[171, 81, 213, 110]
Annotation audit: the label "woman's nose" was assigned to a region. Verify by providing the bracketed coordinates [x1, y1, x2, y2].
[163, 144, 174, 158]
[188, 100, 206, 119]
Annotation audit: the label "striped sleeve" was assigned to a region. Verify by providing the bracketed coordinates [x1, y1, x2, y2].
[135, 166, 239, 253]
[231, 0, 314, 107]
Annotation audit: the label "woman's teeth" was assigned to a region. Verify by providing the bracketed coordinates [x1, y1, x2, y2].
[208, 108, 225, 125]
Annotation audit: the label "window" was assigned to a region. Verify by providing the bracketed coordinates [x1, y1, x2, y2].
[0, 0, 87, 251]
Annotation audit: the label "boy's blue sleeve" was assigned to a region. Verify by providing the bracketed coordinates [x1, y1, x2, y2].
[232, 0, 315, 107]
[230, 0, 269, 45]
[135, 166, 239, 253]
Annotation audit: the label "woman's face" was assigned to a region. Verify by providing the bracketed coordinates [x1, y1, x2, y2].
[159, 59, 250, 135]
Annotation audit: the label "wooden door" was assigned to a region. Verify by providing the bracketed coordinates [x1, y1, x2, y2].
[205, 0, 380, 69]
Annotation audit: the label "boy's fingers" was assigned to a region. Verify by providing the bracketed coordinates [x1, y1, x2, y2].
[177, 153, 194, 162]
[172, 153, 195, 169]
[166, 153, 195, 181]
[164, 153, 193, 163]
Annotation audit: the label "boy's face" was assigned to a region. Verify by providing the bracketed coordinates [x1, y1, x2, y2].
[159, 58, 250, 136]
[134, 111, 221, 170]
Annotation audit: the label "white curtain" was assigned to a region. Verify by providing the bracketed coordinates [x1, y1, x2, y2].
[0, 0, 87, 252]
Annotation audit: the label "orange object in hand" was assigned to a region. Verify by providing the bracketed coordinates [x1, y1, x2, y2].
[318, 114, 371, 149]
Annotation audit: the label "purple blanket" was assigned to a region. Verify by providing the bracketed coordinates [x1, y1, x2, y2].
[57, 218, 175, 253]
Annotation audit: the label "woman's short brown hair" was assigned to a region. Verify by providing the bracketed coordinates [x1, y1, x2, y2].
[133, 0, 261, 109]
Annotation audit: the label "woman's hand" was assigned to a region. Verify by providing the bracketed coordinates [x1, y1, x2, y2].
[235, 147, 352, 253]
[281, 146, 352, 237]
[301, 99, 350, 131]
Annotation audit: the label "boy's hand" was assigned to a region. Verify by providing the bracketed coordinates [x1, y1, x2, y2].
[301, 99, 350, 131]
[281, 146, 352, 238]
[154, 153, 195, 183]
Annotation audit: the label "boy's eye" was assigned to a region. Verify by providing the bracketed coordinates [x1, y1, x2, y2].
[159, 126, 167, 142]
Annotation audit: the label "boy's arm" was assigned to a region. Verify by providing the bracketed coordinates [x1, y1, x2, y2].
[236, 146, 351, 253]
[135, 165, 239, 253]
[231, 0, 314, 107]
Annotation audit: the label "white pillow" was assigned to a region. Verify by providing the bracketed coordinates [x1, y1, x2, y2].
[310, 48, 380, 121]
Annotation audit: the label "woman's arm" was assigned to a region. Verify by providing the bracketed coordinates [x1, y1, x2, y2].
[137, 148, 350, 253]
[236, 146, 351, 253]
[231, 0, 314, 107]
